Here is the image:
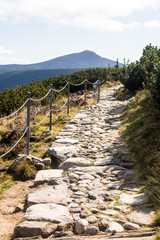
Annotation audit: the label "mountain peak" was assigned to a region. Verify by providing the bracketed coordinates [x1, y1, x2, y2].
[0, 50, 121, 70]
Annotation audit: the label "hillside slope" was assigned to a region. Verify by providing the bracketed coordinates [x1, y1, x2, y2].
[0, 50, 121, 70]
[121, 89, 160, 208]
[0, 69, 81, 92]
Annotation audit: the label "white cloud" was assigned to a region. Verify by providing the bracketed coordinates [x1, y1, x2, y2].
[0, 56, 30, 64]
[0, 45, 30, 64]
[58, 17, 139, 32]
[0, 46, 16, 55]
[0, 0, 159, 31]
[144, 20, 160, 28]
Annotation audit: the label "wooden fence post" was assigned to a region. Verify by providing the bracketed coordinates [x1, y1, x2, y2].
[49, 84, 53, 132]
[67, 80, 70, 114]
[84, 78, 87, 105]
[97, 79, 100, 102]
[26, 92, 31, 156]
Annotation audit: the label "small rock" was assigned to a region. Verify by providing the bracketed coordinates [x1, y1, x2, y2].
[55, 138, 78, 144]
[75, 219, 88, 234]
[91, 208, 99, 214]
[86, 216, 98, 224]
[0, 165, 6, 172]
[105, 221, 124, 233]
[69, 203, 79, 208]
[8, 154, 32, 174]
[123, 222, 140, 230]
[71, 186, 79, 192]
[99, 205, 107, 210]
[107, 181, 123, 190]
[59, 157, 90, 171]
[14, 221, 57, 238]
[73, 214, 80, 221]
[88, 191, 97, 200]
[42, 158, 51, 166]
[35, 162, 45, 170]
[73, 191, 85, 197]
[123, 170, 136, 182]
[80, 210, 91, 218]
[79, 173, 95, 180]
[13, 203, 24, 213]
[70, 208, 81, 213]
[98, 219, 109, 232]
[102, 209, 119, 216]
[54, 231, 73, 238]
[85, 226, 99, 235]
[114, 205, 126, 211]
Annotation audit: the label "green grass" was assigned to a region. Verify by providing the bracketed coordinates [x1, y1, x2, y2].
[155, 229, 160, 240]
[113, 86, 134, 100]
[121, 89, 160, 208]
[0, 175, 14, 199]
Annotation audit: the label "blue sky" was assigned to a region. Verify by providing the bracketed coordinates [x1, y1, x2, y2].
[0, 0, 160, 65]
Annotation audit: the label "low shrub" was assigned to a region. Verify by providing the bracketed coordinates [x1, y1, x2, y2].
[14, 162, 37, 181]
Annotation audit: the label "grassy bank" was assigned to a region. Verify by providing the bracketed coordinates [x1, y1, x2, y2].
[121, 89, 160, 209]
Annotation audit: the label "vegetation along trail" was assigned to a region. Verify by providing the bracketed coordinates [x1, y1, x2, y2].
[12, 85, 156, 239]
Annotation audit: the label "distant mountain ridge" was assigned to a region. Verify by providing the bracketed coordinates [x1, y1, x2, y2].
[0, 50, 122, 70]
[0, 69, 82, 92]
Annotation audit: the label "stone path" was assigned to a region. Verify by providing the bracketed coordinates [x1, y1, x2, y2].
[13, 86, 155, 240]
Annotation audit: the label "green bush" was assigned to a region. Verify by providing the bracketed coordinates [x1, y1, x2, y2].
[124, 63, 144, 91]
[14, 162, 36, 181]
[0, 68, 121, 117]
[122, 44, 160, 104]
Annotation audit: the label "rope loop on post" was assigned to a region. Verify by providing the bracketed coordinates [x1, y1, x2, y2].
[52, 83, 68, 92]
[30, 89, 51, 102]
[70, 79, 86, 86]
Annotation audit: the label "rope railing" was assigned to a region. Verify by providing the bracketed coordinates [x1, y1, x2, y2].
[87, 79, 98, 85]
[30, 89, 51, 102]
[70, 93, 85, 102]
[30, 110, 51, 128]
[70, 79, 86, 86]
[0, 99, 29, 121]
[52, 82, 68, 92]
[0, 78, 103, 158]
[0, 127, 28, 158]
[52, 99, 68, 112]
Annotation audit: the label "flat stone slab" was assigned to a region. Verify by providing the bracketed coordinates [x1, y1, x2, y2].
[72, 166, 109, 174]
[73, 165, 126, 174]
[127, 208, 155, 226]
[55, 138, 79, 144]
[59, 157, 90, 171]
[47, 145, 80, 160]
[94, 156, 114, 166]
[58, 131, 73, 136]
[105, 221, 124, 233]
[27, 184, 71, 207]
[119, 193, 147, 206]
[34, 169, 63, 185]
[107, 181, 124, 190]
[24, 203, 73, 224]
[14, 221, 57, 238]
